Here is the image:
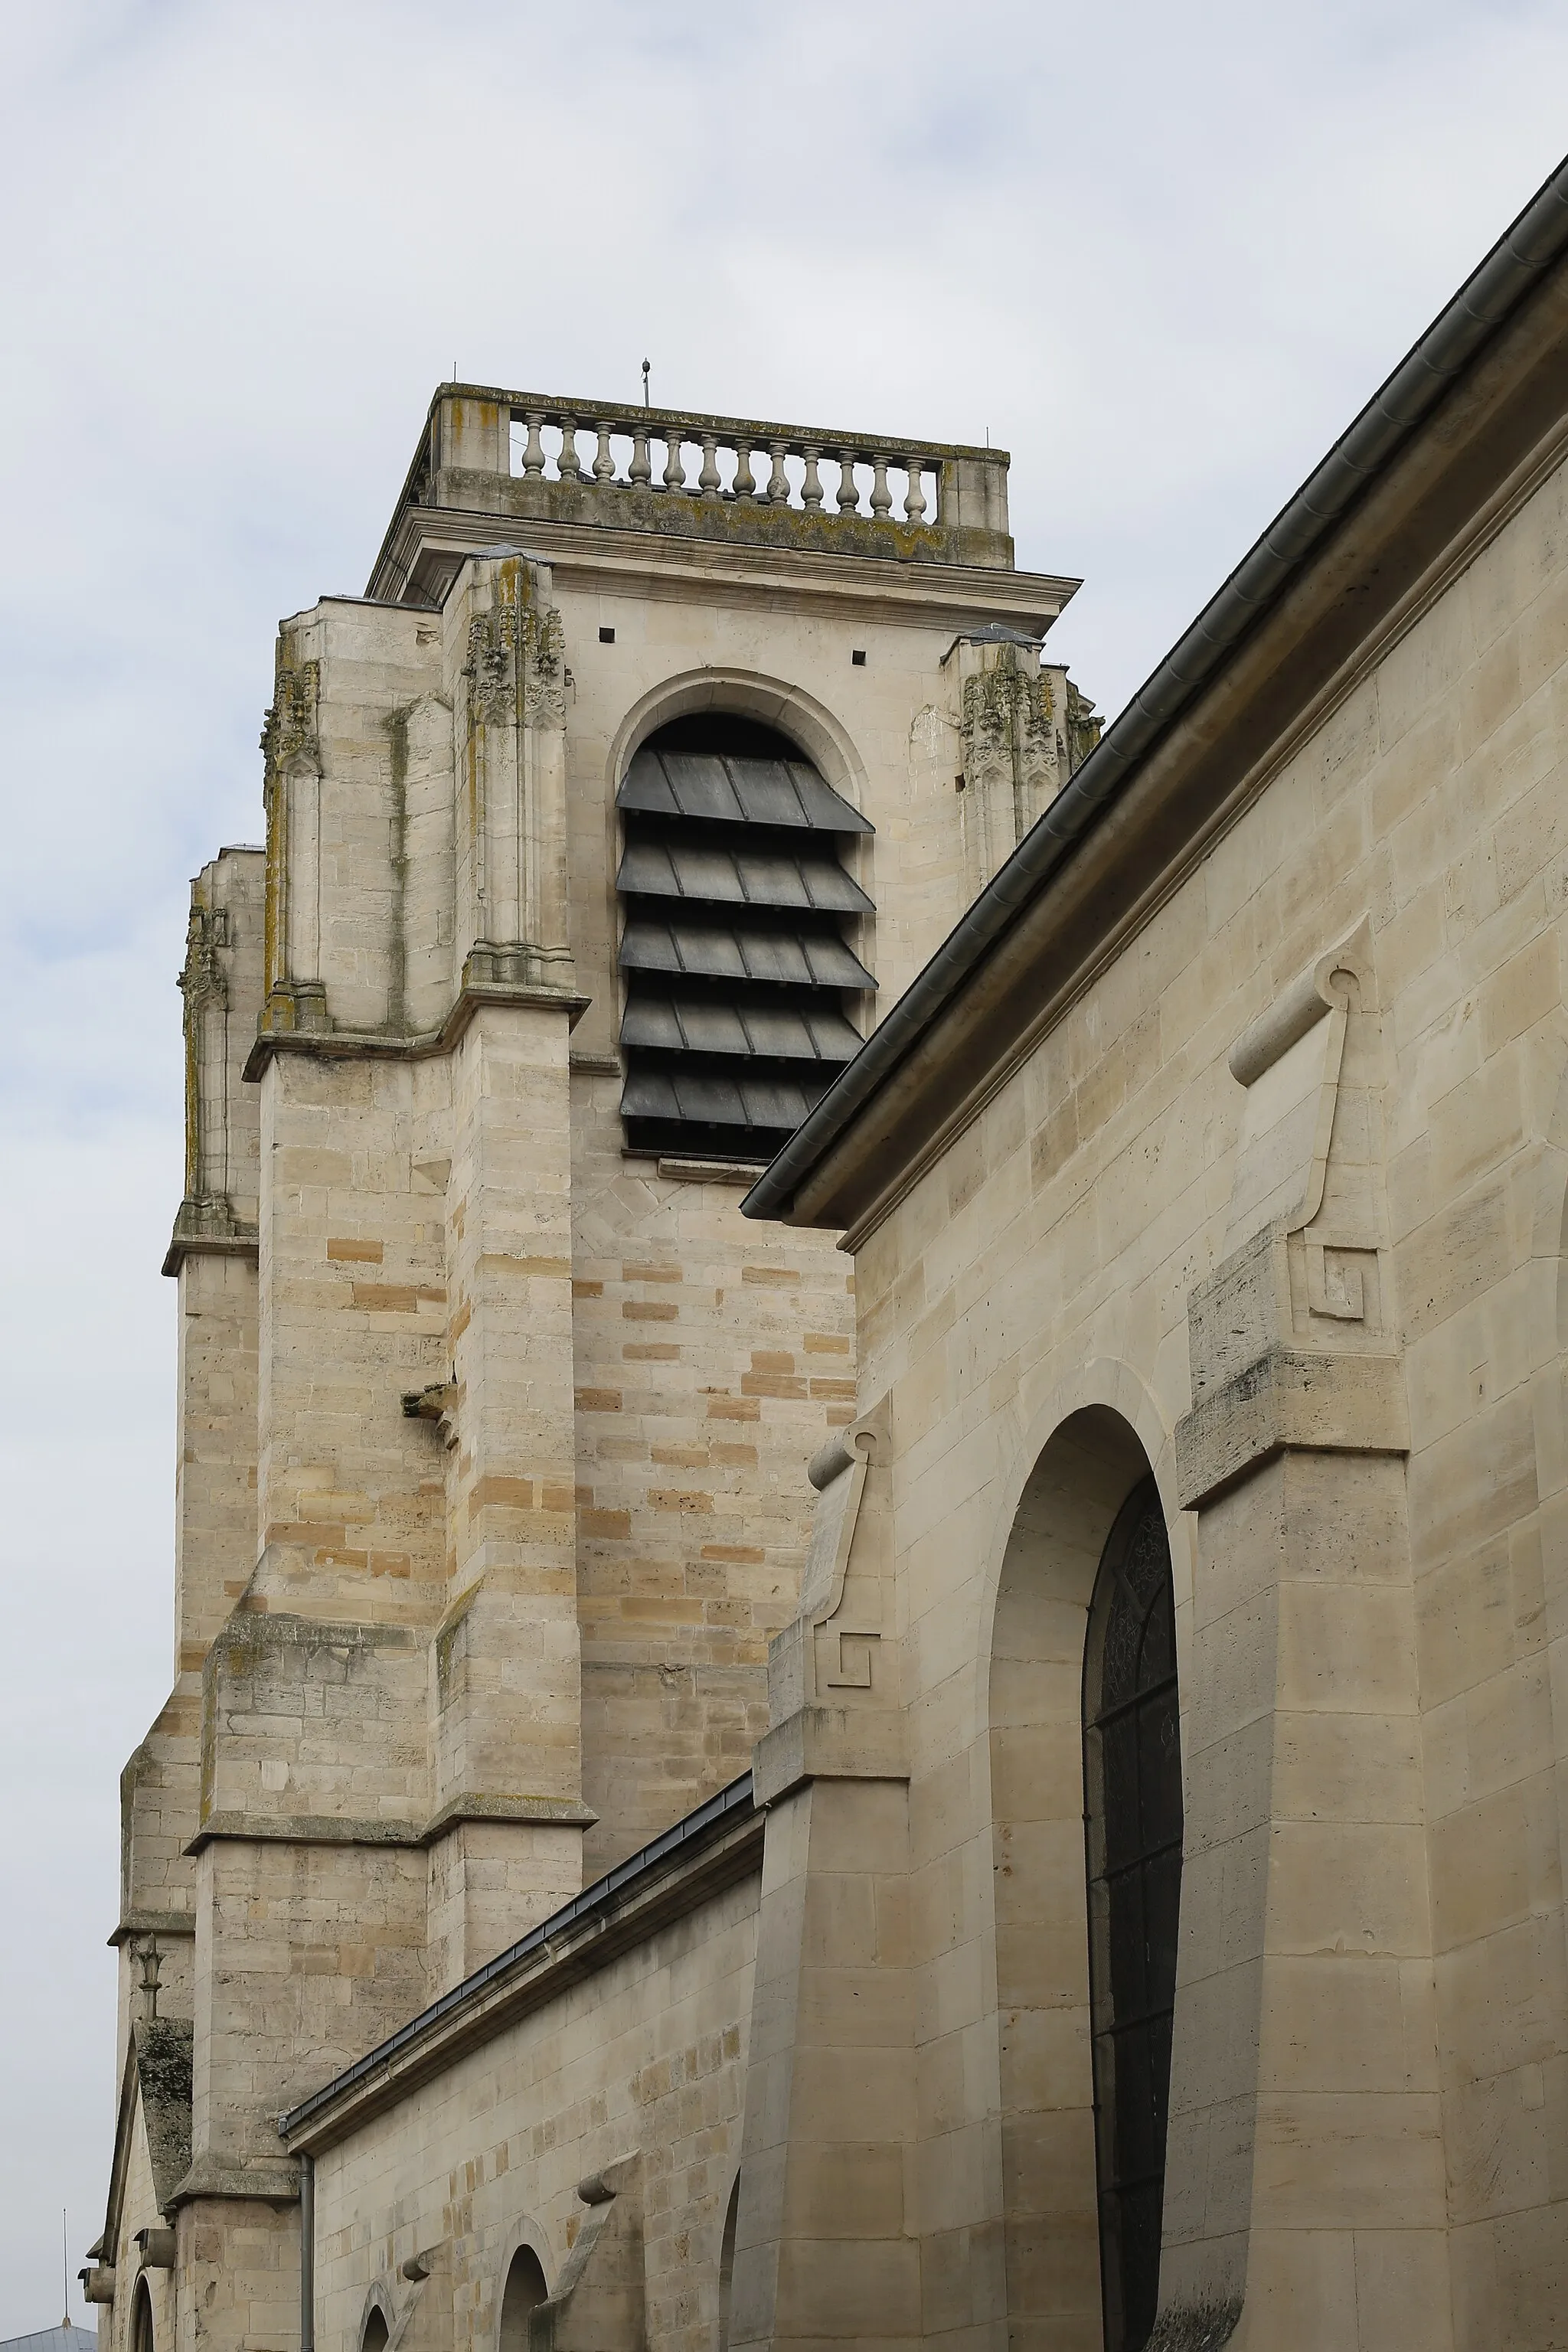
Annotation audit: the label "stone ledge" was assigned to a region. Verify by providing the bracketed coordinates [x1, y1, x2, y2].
[753, 1703, 908, 1808]
[161, 1197, 260, 1279]
[186, 1790, 599, 1857]
[241, 975, 590, 1083]
[1174, 1345, 1409, 1510]
[107, 1910, 195, 1949]
[423, 1790, 598, 1838]
[165, 2156, 299, 2213]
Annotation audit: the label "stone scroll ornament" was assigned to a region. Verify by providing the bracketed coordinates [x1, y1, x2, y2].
[773, 1399, 892, 1716]
[1176, 916, 1406, 1511]
[1221, 913, 1387, 1331]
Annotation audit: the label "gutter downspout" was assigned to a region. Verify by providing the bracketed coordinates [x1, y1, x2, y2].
[299, 2151, 315, 2352]
[742, 149, 1568, 1223]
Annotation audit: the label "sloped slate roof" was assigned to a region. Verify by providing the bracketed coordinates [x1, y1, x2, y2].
[618, 749, 872, 832]
[3, 2328, 100, 2352]
[619, 915, 874, 991]
[621, 994, 862, 1063]
[621, 1067, 832, 1129]
[617, 839, 872, 913]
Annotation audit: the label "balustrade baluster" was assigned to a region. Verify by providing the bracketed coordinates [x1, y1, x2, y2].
[629, 426, 652, 488]
[698, 436, 721, 498]
[801, 449, 824, 512]
[557, 414, 583, 482]
[836, 451, 861, 513]
[732, 443, 758, 501]
[870, 453, 893, 518]
[593, 422, 616, 483]
[521, 413, 547, 479]
[660, 430, 686, 493]
[903, 459, 929, 525]
[766, 442, 790, 505]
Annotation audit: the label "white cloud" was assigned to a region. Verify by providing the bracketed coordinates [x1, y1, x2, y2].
[2, 0, 1564, 2320]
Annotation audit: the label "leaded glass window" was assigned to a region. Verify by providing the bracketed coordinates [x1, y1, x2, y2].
[1083, 1478, 1184, 2352]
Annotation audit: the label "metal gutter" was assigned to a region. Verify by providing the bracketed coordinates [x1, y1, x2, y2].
[743, 151, 1568, 1223]
[276, 1770, 756, 2141]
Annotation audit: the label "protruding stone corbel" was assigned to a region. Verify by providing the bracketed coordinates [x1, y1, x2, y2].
[401, 1381, 459, 1448]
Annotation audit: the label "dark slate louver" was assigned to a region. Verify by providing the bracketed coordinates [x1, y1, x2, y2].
[617, 737, 875, 1161]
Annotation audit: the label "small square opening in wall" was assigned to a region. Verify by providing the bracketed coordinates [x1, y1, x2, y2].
[599, 626, 616, 644]
[851, 648, 867, 666]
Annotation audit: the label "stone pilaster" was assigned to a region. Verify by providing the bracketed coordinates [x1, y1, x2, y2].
[429, 999, 590, 1989]
[733, 1405, 916, 2352]
[1158, 928, 1451, 2352]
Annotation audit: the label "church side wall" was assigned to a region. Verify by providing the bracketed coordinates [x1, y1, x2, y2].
[309, 1866, 760, 2352]
[844, 449, 1568, 2351]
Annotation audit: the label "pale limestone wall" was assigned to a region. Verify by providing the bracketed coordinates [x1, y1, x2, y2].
[110, 2103, 176, 2352]
[310, 1870, 759, 2352]
[174, 1251, 261, 1669]
[175, 2198, 302, 2352]
[194, 1837, 432, 2170]
[568, 1104, 859, 1871]
[838, 447, 1568, 2350]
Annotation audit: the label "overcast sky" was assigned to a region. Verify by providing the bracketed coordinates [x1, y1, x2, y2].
[2, 0, 1566, 2326]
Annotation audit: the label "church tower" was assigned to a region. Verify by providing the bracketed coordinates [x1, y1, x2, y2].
[97, 388, 1093, 2352]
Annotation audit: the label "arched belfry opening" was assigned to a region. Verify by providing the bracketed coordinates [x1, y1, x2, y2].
[987, 1406, 1184, 2352]
[131, 2279, 155, 2352]
[1083, 1477, 1184, 2352]
[360, 2310, 389, 2352]
[616, 711, 876, 1161]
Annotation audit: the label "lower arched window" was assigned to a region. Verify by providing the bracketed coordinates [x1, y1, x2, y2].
[360, 2311, 388, 2352]
[498, 2245, 548, 2352]
[1082, 1476, 1184, 2352]
[131, 2281, 155, 2352]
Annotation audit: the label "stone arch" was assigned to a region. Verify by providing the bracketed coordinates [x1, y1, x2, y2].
[492, 2219, 552, 2352]
[606, 668, 869, 809]
[356, 2282, 395, 2352]
[130, 2276, 155, 2352]
[985, 1384, 1181, 2349]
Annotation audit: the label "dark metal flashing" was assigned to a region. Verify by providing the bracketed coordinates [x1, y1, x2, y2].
[277, 1771, 757, 2145]
[743, 153, 1568, 1224]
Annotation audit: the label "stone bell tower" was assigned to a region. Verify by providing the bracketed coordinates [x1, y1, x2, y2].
[99, 387, 1096, 2352]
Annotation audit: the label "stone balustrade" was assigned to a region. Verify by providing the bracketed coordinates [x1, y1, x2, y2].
[371, 386, 1016, 597]
[513, 404, 940, 527]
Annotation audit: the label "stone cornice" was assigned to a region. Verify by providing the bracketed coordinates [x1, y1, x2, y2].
[367, 510, 1074, 635]
[241, 975, 590, 1083]
[185, 1789, 598, 1857]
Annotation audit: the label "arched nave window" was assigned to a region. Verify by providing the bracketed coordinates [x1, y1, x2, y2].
[1083, 1477, 1184, 2352]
